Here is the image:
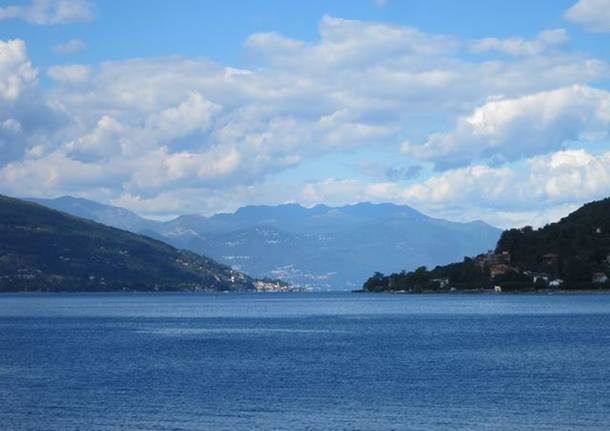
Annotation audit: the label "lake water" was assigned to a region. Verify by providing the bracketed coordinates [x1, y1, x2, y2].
[1, 292, 610, 430]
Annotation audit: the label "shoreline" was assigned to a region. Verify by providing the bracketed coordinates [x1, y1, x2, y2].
[353, 289, 610, 295]
[2, 289, 610, 295]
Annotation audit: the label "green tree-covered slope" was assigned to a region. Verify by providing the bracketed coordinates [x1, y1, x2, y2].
[496, 197, 610, 282]
[0, 195, 255, 292]
[363, 197, 610, 292]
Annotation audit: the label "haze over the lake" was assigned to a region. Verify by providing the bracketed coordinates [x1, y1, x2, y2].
[1, 0, 609, 228]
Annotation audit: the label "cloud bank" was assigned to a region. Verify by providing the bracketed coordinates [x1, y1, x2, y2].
[0, 11, 608, 227]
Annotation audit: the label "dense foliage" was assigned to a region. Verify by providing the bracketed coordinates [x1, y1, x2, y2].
[363, 197, 610, 292]
[0, 195, 255, 292]
[496, 197, 610, 282]
[362, 258, 491, 292]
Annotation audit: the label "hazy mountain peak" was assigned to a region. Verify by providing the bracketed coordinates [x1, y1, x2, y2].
[232, 203, 308, 217]
[26, 195, 154, 233]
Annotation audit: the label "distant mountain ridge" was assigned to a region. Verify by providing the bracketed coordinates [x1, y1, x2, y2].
[28, 196, 502, 290]
[28, 196, 157, 232]
[1, 195, 255, 292]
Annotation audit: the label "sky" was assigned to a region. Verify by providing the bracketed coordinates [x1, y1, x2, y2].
[0, 0, 609, 228]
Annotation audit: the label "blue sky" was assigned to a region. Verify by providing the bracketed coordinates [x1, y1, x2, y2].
[4, 1, 608, 69]
[0, 0, 609, 227]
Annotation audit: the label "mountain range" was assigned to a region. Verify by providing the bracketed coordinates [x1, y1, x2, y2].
[29, 196, 502, 289]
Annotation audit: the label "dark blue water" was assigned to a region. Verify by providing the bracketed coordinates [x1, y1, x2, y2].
[1, 293, 610, 431]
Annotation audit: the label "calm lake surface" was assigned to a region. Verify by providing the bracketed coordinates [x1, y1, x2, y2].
[1, 292, 610, 431]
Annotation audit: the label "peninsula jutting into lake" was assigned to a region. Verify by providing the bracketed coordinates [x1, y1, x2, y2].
[362, 197, 610, 293]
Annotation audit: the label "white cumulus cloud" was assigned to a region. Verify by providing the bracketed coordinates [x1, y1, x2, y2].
[402, 149, 610, 226]
[0, 0, 93, 25]
[404, 85, 610, 169]
[0, 39, 37, 101]
[565, 0, 610, 32]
